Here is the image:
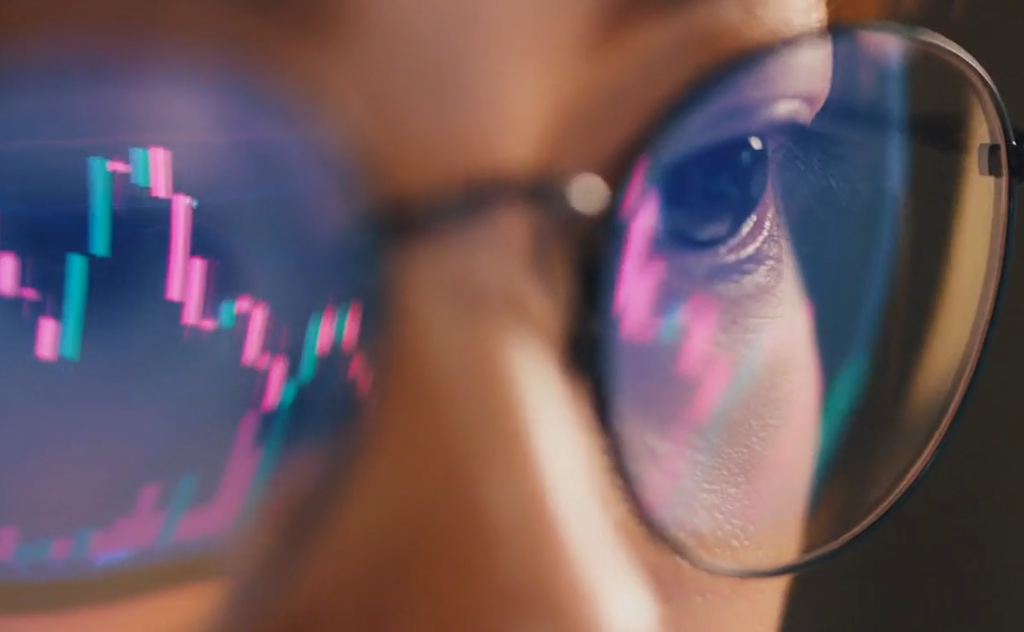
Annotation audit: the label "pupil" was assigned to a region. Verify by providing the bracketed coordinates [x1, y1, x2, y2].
[657, 135, 769, 248]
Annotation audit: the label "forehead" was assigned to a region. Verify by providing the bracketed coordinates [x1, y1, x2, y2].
[0, 0, 831, 196]
[0, 0, 827, 35]
[0, 0, 831, 85]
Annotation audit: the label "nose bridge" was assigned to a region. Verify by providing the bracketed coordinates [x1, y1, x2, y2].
[328, 202, 663, 631]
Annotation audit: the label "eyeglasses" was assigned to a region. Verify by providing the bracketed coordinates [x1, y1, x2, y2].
[0, 21, 1014, 610]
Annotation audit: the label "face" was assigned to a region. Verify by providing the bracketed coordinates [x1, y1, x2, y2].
[0, 0, 835, 630]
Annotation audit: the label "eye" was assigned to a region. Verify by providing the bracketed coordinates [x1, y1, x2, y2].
[654, 134, 770, 250]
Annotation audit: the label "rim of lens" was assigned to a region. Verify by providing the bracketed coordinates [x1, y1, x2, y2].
[597, 21, 1016, 578]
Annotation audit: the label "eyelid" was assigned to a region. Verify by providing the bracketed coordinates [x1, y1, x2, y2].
[648, 97, 817, 169]
[645, 35, 834, 167]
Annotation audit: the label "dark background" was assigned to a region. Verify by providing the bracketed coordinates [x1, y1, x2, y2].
[784, 3, 1024, 631]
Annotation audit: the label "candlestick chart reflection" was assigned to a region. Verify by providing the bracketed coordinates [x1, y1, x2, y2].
[0, 68, 374, 585]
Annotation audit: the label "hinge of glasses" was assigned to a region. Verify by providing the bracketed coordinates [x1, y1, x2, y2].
[982, 141, 1024, 182]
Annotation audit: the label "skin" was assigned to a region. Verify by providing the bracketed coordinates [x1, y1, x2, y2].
[0, 0, 872, 630]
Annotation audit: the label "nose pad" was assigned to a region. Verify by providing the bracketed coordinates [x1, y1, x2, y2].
[213, 202, 664, 632]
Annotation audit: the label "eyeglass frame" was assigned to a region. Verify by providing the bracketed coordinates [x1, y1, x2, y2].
[0, 19, 1019, 612]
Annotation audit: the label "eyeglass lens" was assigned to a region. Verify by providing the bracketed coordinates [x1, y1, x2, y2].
[602, 25, 1011, 576]
[0, 59, 380, 597]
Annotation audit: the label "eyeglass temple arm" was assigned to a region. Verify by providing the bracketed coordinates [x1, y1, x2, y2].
[912, 117, 1024, 181]
[832, 105, 1024, 181]
[908, 114, 1024, 181]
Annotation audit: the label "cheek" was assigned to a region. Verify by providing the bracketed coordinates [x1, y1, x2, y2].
[735, 273, 821, 544]
[609, 245, 822, 564]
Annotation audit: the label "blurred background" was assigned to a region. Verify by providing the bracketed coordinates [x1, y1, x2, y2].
[784, 2, 1024, 630]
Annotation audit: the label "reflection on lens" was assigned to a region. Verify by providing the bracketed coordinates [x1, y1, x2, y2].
[602, 26, 1010, 575]
[0, 54, 376, 605]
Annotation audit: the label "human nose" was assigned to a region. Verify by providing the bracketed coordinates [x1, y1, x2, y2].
[212, 201, 665, 632]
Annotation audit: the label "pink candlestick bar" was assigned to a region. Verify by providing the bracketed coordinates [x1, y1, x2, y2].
[0, 251, 20, 298]
[241, 302, 270, 367]
[106, 160, 131, 174]
[90, 483, 166, 559]
[619, 157, 650, 219]
[172, 411, 262, 543]
[613, 192, 667, 343]
[181, 257, 208, 326]
[348, 351, 372, 397]
[50, 538, 73, 562]
[316, 306, 338, 357]
[676, 294, 719, 376]
[234, 294, 254, 315]
[165, 194, 193, 302]
[341, 301, 362, 353]
[121, 483, 165, 552]
[261, 355, 290, 412]
[34, 316, 61, 363]
[149, 147, 173, 199]
[0, 527, 18, 563]
[20, 287, 41, 302]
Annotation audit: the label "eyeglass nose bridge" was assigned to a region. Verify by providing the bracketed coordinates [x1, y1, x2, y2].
[374, 173, 613, 244]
